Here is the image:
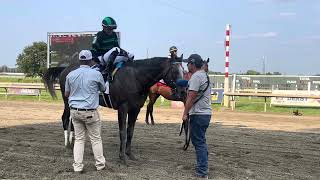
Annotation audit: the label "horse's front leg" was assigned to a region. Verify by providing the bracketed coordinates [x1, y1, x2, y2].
[118, 104, 128, 165]
[145, 103, 151, 125]
[126, 108, 140, 160]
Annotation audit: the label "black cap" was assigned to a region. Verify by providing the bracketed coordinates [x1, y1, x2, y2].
[187, 54, 203, 67]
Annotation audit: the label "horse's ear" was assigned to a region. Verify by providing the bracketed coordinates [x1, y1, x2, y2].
[171, 54, 183, 63]
[180, 54, 183, 61]
[206, 58, 210, 63]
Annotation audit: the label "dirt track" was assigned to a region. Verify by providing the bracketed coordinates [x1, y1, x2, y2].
[0, 101, 319, 179]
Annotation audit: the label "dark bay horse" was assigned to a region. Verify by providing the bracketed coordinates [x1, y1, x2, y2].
[44, 56, 185, 164]
[145, 58, 209, 125]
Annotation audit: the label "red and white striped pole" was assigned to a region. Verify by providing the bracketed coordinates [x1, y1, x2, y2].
[224, 24, 231, 107]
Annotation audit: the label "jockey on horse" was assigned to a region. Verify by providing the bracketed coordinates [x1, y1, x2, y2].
[153, 46, 187, 100]
[91, 16, 134, 82]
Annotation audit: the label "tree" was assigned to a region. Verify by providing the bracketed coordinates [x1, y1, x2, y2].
[16, 41, 47, 77]
[208, 71, 224, 75]
[245, 70, 261, 75]
[266, 71, 282, 75]
[272, 72, 282, 75]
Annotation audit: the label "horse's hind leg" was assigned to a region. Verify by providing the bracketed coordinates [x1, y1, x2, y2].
[62, 106, 73, 148]
[126, 108, 140, 160]
[118, 104, 128, 165]
[149, 104, 155, 125]
[147, 93, 160, 125]
[145, 102, 150, 125]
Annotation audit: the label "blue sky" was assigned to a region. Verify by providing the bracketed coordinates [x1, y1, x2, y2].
[1, 0, 319, 75]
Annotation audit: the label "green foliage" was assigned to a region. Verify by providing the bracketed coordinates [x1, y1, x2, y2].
[16, 41, 47, 77]
[245, 70, 261, 75]
[266, 72, 282, 75]
[272, 72, 282, 75]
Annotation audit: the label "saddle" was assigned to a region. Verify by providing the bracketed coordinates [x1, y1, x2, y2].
[106, 48, 134, 82]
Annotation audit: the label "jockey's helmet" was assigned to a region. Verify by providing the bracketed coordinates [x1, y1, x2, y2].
[169, 46, 177, 53]
[102, 17, 117, 29]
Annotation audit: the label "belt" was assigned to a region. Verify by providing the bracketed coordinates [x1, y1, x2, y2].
[70, 107, 96, 111]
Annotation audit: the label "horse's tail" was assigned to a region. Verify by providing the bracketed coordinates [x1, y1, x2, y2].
[43, 67, 66, 99]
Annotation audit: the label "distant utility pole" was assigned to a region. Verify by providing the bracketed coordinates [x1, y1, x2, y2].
[146, 48, 149, 59]
[262, 56, 266, 74]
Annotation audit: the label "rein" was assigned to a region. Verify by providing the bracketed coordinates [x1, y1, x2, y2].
[152, 60, 178, 90]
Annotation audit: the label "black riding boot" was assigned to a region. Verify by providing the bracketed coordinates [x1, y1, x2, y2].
[106, 63, 113, 82]
[106, 50, 119, 82]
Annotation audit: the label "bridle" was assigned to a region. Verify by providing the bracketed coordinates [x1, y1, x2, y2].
[161, 62, 181, 91]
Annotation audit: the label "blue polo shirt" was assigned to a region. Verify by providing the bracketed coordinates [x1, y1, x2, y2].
[65, 65, 105, 109]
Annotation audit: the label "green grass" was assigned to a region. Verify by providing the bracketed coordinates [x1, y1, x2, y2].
[233, 96, 320, 115]
[0, 76, 43, 83]
[0, 76, 319, 115]
[0, 88, 62, 102]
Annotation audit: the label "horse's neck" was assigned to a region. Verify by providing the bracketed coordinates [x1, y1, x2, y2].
[137, 66, 164, 85]
[133, 59, 168, 88]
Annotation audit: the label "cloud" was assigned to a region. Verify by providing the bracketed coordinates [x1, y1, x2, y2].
[279, 12, 296, 16]
[234, 32, 278, 39]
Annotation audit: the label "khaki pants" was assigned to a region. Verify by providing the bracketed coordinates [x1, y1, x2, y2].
[70, 109, 105, 171]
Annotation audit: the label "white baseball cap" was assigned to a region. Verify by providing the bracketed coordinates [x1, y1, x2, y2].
[79, 50, 92, 61]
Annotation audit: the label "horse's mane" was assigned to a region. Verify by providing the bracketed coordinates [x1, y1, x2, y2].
[128, 57, 168, 68]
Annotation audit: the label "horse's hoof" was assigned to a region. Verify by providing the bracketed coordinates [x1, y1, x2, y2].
[145, 120, 149, 125]
[126, 153, 137, 161]
[119, 154, 128, 166]
[66, 143, 73, 150]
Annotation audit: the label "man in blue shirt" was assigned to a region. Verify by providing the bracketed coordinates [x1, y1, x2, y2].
[65, 50, 106, 173]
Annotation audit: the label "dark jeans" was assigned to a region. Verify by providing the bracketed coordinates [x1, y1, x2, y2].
[190, 114, 211, 176]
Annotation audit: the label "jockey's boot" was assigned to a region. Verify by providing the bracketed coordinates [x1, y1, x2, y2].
[106, 51, 118, 82]
[105, 62, 112, 82]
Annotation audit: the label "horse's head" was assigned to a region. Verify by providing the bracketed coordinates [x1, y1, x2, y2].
[202, 58, 209, 73]
[162, 54, 187, 101]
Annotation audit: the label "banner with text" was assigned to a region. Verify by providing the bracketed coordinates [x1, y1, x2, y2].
[271, 90, 320, 107]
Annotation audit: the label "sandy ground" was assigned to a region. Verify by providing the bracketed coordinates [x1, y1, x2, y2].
[0, 100, 319, 179]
